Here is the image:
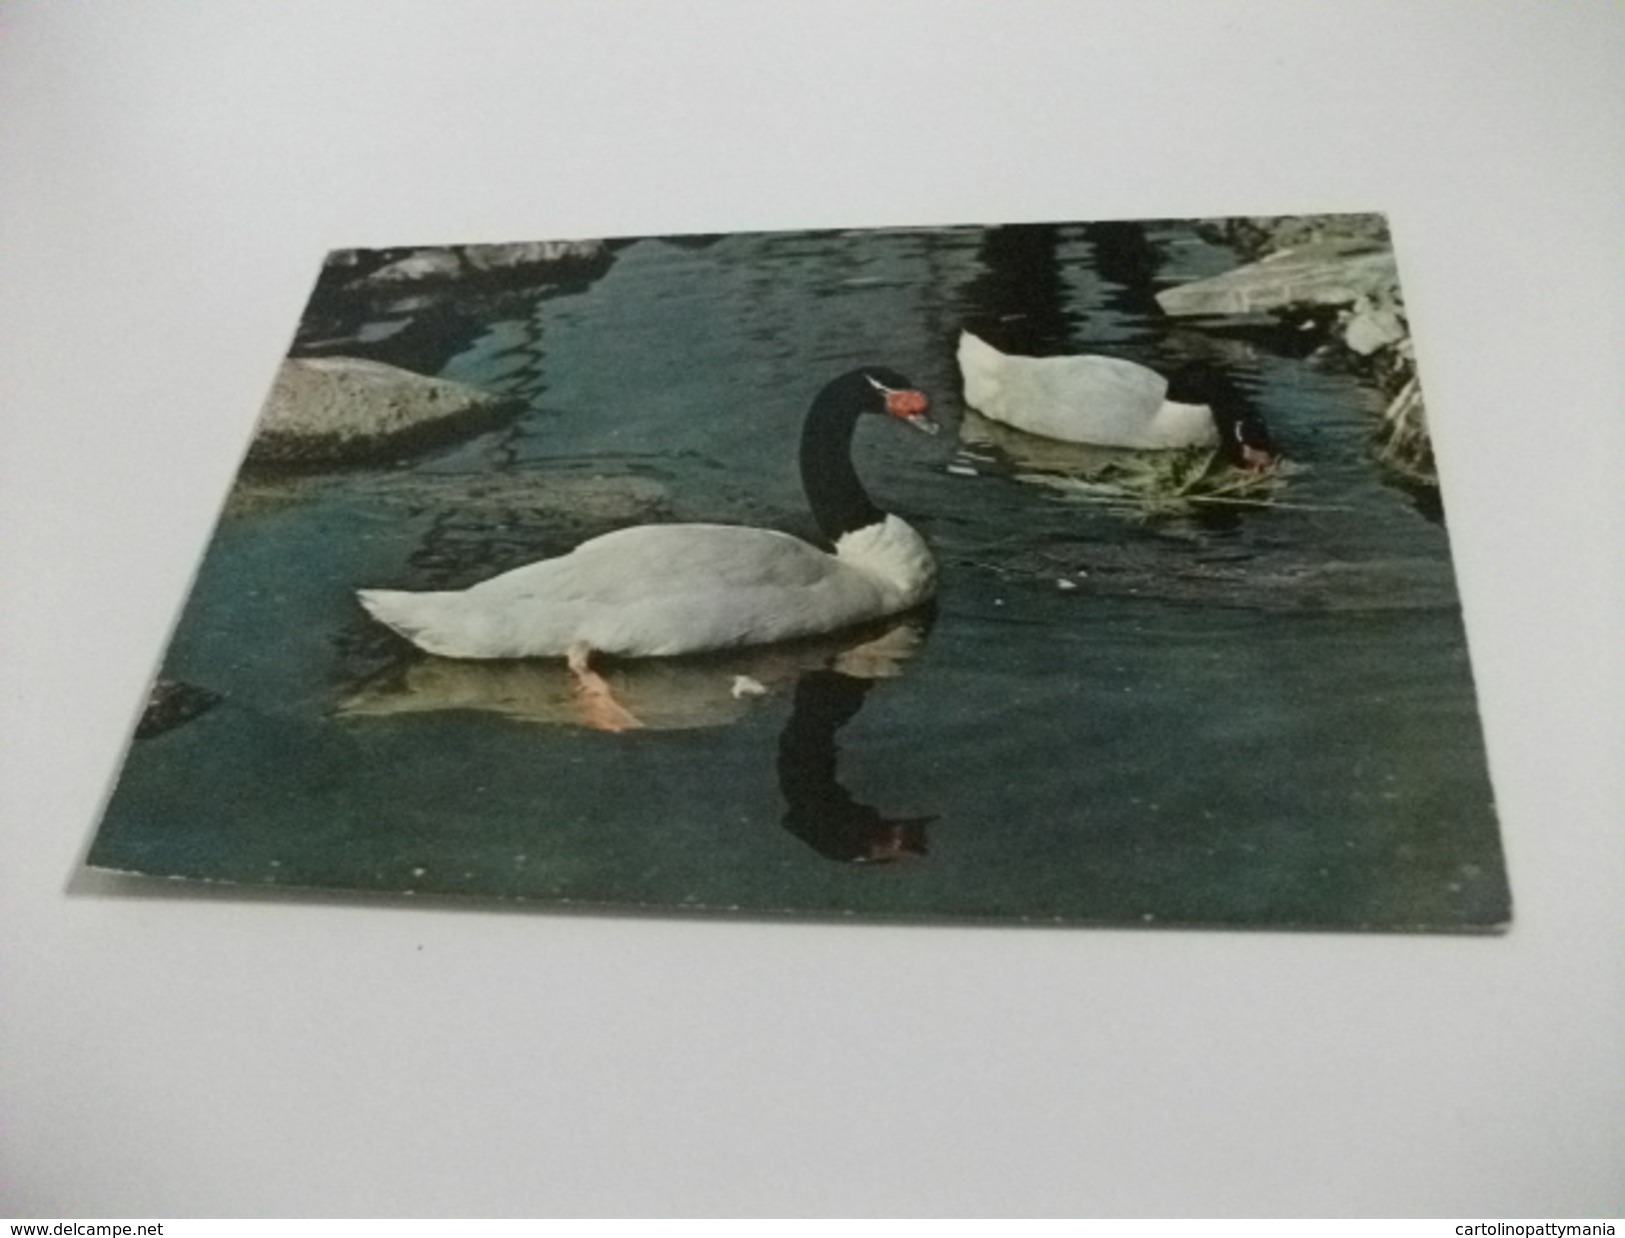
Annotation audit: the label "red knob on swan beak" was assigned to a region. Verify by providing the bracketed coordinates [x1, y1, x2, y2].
[1239, 444, 1278, 470]
[885, 388, 939, 434]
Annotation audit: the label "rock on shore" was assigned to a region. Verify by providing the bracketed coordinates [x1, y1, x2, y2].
[137, 679, 221, 738]
[328, 239, 612, 292]
[291, 239, 615, 368]
[247, 356, 522, 467]
[1154, 239, 1398, 318]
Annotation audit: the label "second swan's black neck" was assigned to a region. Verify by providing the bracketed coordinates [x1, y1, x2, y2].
[799, 376, 885, 543]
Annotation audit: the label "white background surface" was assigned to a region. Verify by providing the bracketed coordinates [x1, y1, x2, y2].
[3, 0, 1621, 1218]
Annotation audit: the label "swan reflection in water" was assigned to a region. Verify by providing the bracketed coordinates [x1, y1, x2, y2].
[777, 666, 934, 865]
[957, 406, 1136, 477]
[342, 611, 936, 864]
[341, 611, 928, 731]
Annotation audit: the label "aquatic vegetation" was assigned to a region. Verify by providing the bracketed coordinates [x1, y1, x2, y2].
[1014, 446, 1294, 518]
[1375, 374, 1433, 485]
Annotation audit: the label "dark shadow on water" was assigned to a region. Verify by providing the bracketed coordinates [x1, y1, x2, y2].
[957, 223, 1073, 354]
[1081, 219, 1164, 316]
[1383, 473, 1445, 525]
[293, 298, 501, 372]
[1170, 309, 1342, 360]
[654, 233, 728, 250]
[294, 257, 608, 378]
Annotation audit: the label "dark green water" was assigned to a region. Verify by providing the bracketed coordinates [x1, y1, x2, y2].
[90, 223, 1509, 929]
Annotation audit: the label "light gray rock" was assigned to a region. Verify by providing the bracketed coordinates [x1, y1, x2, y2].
[1342, 301, 1407, 355]
[248, 356, 519, 466]
[137, 679, 221, 739]
[360, 248, 466, 286]
[1155, 240, 1399, 316]
[349, 239, 610, 290]
[460, 239, 606, 274]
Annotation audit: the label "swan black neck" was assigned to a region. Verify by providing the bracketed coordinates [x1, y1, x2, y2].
[799, 374, 887, 542]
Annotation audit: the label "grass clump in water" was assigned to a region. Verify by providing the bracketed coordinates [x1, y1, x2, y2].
[1016, 447, 1292, 518]
[1375, 375, 1434, 485]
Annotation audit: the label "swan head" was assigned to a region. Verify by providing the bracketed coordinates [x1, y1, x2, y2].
[1169, 361, 1278, 469]
[859, 368, 940, 435]
[1215, 402, 1277, 470]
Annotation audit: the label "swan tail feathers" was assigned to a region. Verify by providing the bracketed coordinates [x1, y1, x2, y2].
[955, 329, 1005, 412]
[357, 588, 472, 658]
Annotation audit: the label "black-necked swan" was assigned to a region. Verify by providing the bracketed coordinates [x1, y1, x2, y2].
[357, 368, 940, 684]
[956, 330, 1277, 467]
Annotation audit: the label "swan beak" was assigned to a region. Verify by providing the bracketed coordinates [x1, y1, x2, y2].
[904, 412, 941, 435]
[885, 388, 939, 434]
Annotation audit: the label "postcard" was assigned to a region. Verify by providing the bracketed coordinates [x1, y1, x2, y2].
[86, 214, 1509, 929]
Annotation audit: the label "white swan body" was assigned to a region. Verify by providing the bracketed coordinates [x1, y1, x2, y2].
[358, 515, 934, 660]
[358, 368, 939, 662]
[957, 330, 1217, 449]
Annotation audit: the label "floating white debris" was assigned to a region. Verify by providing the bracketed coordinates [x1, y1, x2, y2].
[946, 463, 979, 477]
[731, 675, 768, 698]
[1056, 578, 1078, 590]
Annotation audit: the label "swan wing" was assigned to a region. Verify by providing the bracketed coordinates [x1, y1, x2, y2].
[959, 333, 1179, 446]
[377, 524, 885, 658]
[989, 354, 1171, 445]
[470, 524, 835, 605]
